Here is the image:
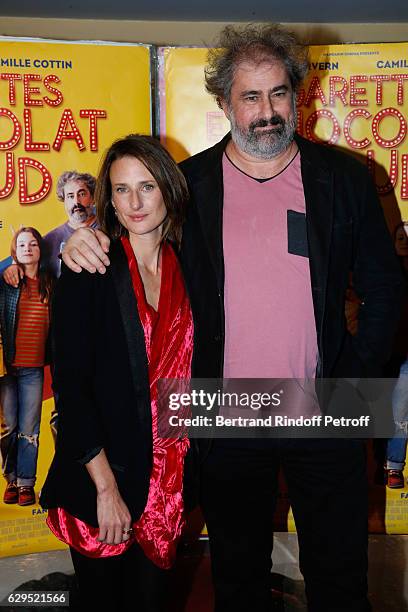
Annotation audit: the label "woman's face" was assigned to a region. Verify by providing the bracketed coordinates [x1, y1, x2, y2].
[15, 232, 41, 266]
[110, 156, 167, 239]
[395, 225, 408, 258]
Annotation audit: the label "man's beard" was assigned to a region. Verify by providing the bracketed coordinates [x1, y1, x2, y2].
[70, 205, 91, 223]
[230, 108, 296, 160]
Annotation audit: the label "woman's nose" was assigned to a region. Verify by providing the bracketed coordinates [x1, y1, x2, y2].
[129, 193, 143, 210]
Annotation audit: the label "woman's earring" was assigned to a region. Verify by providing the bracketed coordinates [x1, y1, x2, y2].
[111, 200, 117, 216]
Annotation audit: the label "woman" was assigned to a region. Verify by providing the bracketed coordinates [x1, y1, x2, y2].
[40, 135, 194, 611]
[0, 227, 54, 506]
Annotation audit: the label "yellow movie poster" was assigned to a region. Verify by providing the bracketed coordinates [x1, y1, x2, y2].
[159, 42, 408, 534]
[0, 37, 151, 557]
[298, 43, 408, 228]
[158, 47, 229, 163]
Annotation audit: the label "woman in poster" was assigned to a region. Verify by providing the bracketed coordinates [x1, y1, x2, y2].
[40, 134, 194, 612]
[0, 227, 54, 506]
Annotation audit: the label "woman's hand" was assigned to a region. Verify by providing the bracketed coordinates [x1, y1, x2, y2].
[84, 449, 132, 545]
[62, 227, 111, 274]
[96, 486, 133, 545]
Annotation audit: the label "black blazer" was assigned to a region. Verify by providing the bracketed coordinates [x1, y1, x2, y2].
[179, 132, 404, 381]
[40, 239, 196, 527]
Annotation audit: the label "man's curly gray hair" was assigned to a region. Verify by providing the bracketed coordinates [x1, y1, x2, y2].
[56, 171, 96, 202]
[205, 24, 309, 107]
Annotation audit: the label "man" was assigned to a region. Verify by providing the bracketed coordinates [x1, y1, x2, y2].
[61, 25, 402, 612]
[3, 171, 97, 283]
[43, 171, 97, 278]
[2, 171, 97, 444]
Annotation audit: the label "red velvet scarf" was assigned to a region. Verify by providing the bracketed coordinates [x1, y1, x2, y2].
[122, 236, 194, 568]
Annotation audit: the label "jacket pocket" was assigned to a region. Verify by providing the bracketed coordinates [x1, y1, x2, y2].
[287, 210, 308, 258]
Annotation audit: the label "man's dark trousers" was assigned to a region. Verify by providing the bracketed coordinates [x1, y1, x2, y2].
[200, 438, 370, 612]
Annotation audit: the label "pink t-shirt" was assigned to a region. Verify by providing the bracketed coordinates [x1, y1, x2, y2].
[222, 151, 318, 379]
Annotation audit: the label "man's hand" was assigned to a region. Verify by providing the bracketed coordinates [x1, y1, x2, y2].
[62, 227, 111, 274]
[3, 264, 23, 287]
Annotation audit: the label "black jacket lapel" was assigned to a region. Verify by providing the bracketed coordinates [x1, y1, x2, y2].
[109, 239, 151, 432]
[187, 135, 229, 292]
[296, 134, 334, 362]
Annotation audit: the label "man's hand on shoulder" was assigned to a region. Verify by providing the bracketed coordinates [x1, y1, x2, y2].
[3, 264, 23, 288]
[62, 227, 111, 274]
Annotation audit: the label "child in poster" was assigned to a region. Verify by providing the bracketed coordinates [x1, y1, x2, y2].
[0, 227, 55, 506]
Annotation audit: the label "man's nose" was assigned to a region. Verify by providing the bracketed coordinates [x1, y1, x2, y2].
[260, 96, 276, 119]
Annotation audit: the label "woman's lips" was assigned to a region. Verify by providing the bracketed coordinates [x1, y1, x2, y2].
[129, 214, 147, 221]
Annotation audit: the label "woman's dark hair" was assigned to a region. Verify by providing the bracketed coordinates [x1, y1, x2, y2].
[95, 134, 189, 247]
[11, 227, 55, 303]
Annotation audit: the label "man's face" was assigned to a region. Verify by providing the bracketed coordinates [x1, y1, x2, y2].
[63, 180, 94, 224]
[221, 60, 296, 159]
